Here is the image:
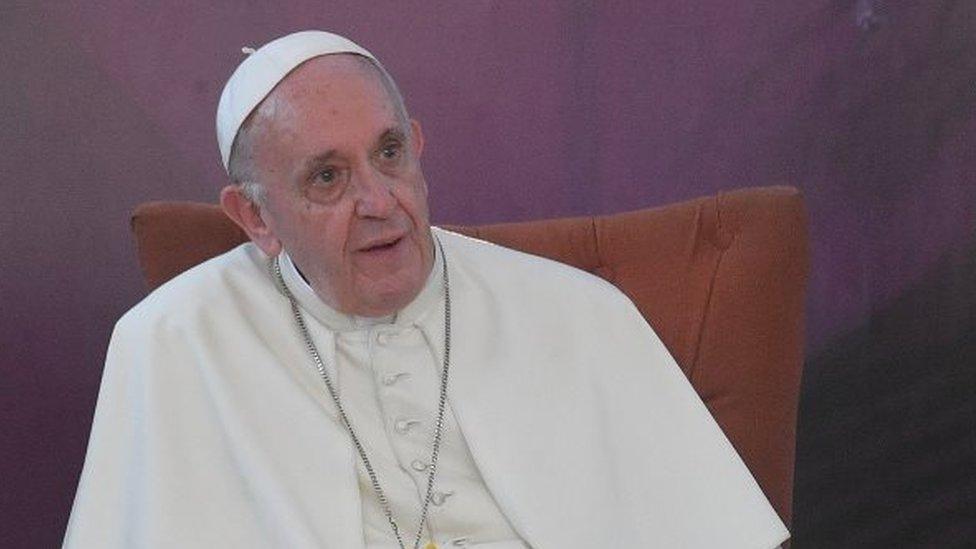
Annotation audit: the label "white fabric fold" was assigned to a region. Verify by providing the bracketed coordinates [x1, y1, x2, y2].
[64, 228, 788, 548]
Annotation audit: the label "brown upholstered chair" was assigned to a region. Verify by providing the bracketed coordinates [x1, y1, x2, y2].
[131, 185, 808, 526]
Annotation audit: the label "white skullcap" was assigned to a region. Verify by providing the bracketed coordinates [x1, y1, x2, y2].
[216, 30, 378, 172]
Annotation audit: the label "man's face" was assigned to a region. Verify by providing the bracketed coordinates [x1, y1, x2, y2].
[246, 55, 434, 317]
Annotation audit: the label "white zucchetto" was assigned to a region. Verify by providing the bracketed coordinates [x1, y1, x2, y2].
[215, 30, 378, 172]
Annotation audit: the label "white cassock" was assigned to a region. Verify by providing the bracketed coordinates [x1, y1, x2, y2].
[64, 227, 789, 548]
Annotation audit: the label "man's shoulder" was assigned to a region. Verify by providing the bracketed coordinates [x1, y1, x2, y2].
[116, 243, 272, 334]
[435, 227, 635, 311]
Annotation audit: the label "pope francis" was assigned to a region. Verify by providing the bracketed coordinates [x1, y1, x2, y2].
[64, 30, 789, 549]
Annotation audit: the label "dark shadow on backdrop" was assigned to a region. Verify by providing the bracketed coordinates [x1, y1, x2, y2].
[793, 236, 976, 548]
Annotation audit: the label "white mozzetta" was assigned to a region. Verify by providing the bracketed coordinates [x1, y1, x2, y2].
[64, 228, 789, 548]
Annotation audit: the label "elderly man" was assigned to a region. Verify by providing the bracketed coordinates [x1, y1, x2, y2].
[65, 31, 788, 548]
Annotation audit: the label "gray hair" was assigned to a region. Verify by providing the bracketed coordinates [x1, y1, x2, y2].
[226, 55, 409, 205]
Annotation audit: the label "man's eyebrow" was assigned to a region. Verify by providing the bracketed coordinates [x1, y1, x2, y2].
[299, 127, 406, 173]
[302, 150, 338, 172]
[378, 127, 408, 143]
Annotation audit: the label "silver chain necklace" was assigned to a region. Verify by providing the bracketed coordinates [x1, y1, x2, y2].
[272, 237, 451, 549]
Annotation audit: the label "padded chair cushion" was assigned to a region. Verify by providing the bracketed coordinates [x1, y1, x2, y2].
[131, 185, 808, 524]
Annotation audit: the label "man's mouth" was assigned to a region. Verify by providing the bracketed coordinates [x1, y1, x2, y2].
[359, 236, 404, 253]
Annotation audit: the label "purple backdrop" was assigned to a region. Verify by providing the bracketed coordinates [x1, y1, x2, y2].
[2, 2, 973, 547]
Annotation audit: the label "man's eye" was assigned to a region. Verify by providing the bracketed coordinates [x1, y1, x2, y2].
[313, 168, 336, 185]
[381, 142, 402, 160]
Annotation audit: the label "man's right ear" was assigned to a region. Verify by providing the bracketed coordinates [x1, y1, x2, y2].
[219, 185, 282, 257]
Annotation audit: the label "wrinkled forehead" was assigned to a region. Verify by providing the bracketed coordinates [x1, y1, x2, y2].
[262, 54, 387, 112]
[246, 55, 399, 146]
[216, 30, 380, 172]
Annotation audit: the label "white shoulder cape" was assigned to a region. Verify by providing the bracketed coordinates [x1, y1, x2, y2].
[65, 228, 788, 548]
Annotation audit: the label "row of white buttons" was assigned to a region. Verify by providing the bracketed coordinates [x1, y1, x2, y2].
[370, 333, 460, 535]
[384, 381, 446, 506]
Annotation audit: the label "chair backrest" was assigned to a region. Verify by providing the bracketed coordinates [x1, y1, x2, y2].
[131, 185, 808, 525]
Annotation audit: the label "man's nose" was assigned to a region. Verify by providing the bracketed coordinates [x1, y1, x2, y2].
[353, 166, 397, 218]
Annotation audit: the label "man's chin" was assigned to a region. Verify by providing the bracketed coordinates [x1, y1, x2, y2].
[351, 276, 425, 317]
[347, 244, 433, 316]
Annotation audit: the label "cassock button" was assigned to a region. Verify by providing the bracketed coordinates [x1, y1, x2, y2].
[382, 373, 408, 386]
[394, 418, 420, 434]
[431, 490, 454, 506]
[411, 459, 429, 472]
